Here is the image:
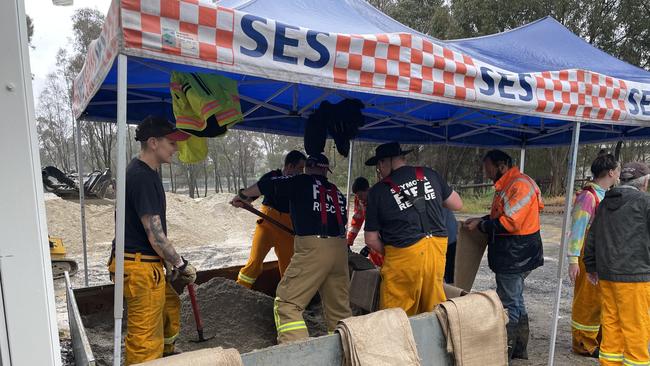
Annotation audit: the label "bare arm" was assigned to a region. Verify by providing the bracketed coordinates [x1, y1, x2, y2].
[443, 190, 463, 211]
[141, 214, 183, 268]
[364, 231, 385, 255]
[231, 184, 262, 207]
[241, 184, 262, 199]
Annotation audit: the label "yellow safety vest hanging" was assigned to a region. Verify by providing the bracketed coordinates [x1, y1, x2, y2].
[170, 71, 243, 163]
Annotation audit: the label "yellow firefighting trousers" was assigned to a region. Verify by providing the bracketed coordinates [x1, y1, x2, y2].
[598, 280, 650, 366]
[572, 253, 601, 355]
[380, 236, 448, 316]
[237, 205, 294, 288]
[109, 254, 181, 365]
[273, 235, 352, 344]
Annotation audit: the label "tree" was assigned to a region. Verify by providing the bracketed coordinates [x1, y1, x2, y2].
[37, 72, 75, 171]
[69, 8, 105, 72]
[69, 8, 114, 171]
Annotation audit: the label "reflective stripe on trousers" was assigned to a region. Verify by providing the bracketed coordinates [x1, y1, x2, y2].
[237, 272, 256, 285]
[599, 280, 650, 366]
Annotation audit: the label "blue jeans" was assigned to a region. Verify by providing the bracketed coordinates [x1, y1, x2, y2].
[495, 271, 530, 324]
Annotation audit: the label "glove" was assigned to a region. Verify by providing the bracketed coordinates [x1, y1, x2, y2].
[359, 246, 370, 258]
[368, 251, 384, 267]
[164, 261, 179, 283]
[177, 257, 197, 285]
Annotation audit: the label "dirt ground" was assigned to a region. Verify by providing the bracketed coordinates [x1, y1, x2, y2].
[456, 213, 596, 366]
[48, 193, 596, 365]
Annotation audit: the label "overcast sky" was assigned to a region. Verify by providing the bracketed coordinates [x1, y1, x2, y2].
[26, 0, 109, 99]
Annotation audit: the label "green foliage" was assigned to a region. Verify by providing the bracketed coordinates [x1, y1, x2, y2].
[368, 0, 650, 67]
[457, 189, 495, 214]
[69, 8, 105, 74]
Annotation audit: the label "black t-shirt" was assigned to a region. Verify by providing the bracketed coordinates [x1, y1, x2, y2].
[259, 169, 290, 213]
[257, 174, 347, 237]
[112, 158, 166, 256]
[365, 166, 453, 248]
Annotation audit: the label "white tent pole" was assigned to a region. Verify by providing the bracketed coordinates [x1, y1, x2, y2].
[345, 140, 355, 207]
[548, 121, 581, 365]
[75, 119, 89, 287]
[113, 54, 128, 366]
[519, 145, 526, 173]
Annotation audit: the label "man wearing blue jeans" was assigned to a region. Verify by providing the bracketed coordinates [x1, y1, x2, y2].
[464, 150, 544, 361]
[496, 271, 531, 323]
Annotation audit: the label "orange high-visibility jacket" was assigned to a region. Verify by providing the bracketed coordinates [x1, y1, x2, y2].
[481, 167, 545, 274]
[490, 167, 544, 235]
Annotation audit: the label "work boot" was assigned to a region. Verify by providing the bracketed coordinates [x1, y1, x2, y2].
[163, 343, 181, 357]
[512, 314, 529, 359]
[506, 321, 518, 362]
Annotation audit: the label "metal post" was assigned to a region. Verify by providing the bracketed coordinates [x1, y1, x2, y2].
[75, 119, 89, 286]
[345, 140, 355, 206]
[113, 54, 128, 366]
[548, 122, 581, 365]
[519, 146, 526, 173]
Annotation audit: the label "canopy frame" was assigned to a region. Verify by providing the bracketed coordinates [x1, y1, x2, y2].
[69, 2, 650, 365]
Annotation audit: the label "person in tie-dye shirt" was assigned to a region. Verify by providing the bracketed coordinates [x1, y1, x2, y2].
[568, 152, 620, 358]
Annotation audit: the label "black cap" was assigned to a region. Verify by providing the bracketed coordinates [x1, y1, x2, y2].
[306, 153, 332, 173]
[364, 142, 413, 166]
[135, 116, 190, 142]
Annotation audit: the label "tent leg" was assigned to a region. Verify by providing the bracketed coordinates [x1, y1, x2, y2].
[519, 146, 526, 173]
[547, 122, 581, 366]
[75, 119, 89, 287]
[345, 140, 355, 207]
[113, 54, 128, 366]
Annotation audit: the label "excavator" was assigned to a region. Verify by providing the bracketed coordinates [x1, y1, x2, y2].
[49, 236, 78, 279]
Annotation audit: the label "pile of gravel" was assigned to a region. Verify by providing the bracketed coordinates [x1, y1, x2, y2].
[82, 277, 327, 365]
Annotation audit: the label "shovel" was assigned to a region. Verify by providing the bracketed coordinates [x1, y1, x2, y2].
[240, 202, 295, 235]
[187, 283, 215, 343]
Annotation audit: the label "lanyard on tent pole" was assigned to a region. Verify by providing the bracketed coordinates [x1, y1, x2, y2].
[547, 121, 581, 365]
[113, 54, 128, 366]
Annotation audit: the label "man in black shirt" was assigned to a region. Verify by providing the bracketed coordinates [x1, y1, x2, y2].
[364, 142, 462, 316]
[235, 150, 306, 288]
[108, 116, 197, 364]
[231, 153, 351, 344]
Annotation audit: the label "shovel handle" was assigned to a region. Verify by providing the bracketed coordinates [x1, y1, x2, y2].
[187, 283, 204, 332]
[241, 202, 295, 235]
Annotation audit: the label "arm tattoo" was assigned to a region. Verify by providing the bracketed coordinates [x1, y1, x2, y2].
[143, 215, 181, 266]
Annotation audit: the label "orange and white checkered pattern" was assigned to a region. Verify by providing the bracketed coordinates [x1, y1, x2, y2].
[73, 0, 120, 117]
[121, 0, 235, 65]
[534, 70, 628, 121]
[333, 33, 478, 101]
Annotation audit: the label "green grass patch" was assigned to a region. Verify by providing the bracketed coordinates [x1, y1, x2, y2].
[458, 190, 567, 215]
[458, 189, 494, 214]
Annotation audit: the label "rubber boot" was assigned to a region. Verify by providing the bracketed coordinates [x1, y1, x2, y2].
[507, 322, 518, 362]
[512, 314, 529, 359]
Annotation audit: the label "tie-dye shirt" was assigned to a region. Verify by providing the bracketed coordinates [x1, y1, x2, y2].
[567, 182, 606, 264]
